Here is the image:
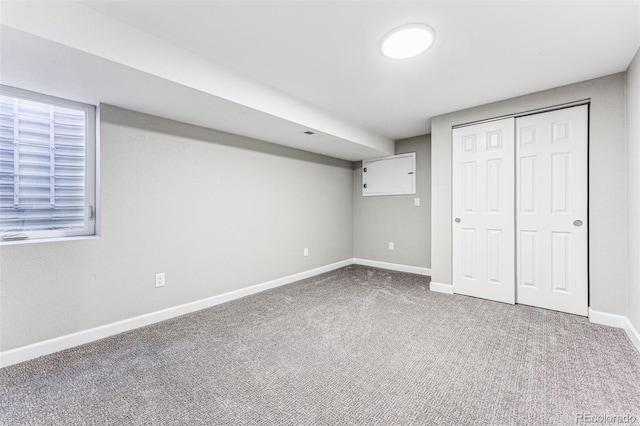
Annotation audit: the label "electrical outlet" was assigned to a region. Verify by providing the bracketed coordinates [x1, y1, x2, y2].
[304, 248, 309, 257]
[155, 273, 165, 288]
[414, 197, 421, 207]
[389, 242, 395, 250]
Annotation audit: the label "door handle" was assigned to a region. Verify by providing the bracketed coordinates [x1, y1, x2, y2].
[455, 218, 461, 223]
[573, 220, 583, 227]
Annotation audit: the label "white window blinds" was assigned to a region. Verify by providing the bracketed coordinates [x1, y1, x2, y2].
[0, 87, 96, 242]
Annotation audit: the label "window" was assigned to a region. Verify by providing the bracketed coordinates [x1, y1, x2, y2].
[0, 85, 96, 243]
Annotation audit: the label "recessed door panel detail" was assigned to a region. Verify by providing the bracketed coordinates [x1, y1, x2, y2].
[463, 135, 476, 153]
[486, 230, 501, 284]
[520, 156, 536, 213]
[486, 130, 502, 151]
[462, 162, 477, 213]
[520, 231, 536, 288]
[486, 159, 501, 213]
[520, 127, 536, 147]
[551, 232, 571, 293]
[551, 153, 571, 214]
[552, 121, 572, 143]
[462, 229, 476, 279]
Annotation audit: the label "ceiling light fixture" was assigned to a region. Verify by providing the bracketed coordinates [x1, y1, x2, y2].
[380, 23, 436, 60]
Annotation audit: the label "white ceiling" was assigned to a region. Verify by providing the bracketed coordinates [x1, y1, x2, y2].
[1, 1, 639, 160]
[77, 1, 640, 139]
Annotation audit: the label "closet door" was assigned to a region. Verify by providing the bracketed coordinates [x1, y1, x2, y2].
[516, 105, 588, 316]
[452, 118, 515, 304]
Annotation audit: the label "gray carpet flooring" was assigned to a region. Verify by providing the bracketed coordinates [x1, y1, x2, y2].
[1, 265, 639, 425]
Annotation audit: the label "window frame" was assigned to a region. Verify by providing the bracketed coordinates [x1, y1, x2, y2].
[0, 85, 98, 244]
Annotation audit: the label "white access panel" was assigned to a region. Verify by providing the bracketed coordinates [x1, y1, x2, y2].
[362, 152, 415, 196]
[516, 105, 588, 316]
[452, 118, 516, 304]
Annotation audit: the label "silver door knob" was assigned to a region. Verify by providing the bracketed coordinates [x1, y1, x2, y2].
[573, 220, 583, 227]
[455, 218, 461, 223]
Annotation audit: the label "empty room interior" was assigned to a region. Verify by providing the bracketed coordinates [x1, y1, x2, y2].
[1, 1, 640, 424]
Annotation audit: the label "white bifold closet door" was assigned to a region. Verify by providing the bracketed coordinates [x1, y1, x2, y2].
[452, 118, 516, 304]
[452, 105, 588, 316]
[516, 105, 588, 316]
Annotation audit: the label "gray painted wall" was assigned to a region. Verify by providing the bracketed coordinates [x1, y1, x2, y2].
[0, 105, 354, 351]
[431, 73, 627, 315]
[627, 49, 640, 331]
[353, 135, 431, 268]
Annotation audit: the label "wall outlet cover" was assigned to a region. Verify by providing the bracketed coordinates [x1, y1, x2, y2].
[155, 273, 165, 288]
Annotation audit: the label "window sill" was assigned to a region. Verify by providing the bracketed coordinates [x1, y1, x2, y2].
[0, 235, 100, 246]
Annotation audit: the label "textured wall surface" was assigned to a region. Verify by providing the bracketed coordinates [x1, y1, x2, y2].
[353, 135, 431, 268]
[0, 105, 354, 351]
[431, 73, 628, 315]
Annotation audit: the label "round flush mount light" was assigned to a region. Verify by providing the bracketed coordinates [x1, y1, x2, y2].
[380, 23, 436, 60]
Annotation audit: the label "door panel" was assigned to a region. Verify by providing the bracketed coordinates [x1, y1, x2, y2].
[520, 231, 537, 287]
[462, 229, 476, 279]
[519, 156, 537, 213]
[516, 105, 588, 316]
[453, 118, 515, 304]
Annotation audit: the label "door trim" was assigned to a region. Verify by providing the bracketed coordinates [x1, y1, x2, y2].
[451, 99, 590, 130]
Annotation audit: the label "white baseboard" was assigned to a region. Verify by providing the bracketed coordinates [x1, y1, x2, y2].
[588, 308, 627, 328]
[430, 281, 454, 294]
[0, 259, 353, 368]
[589, 308, 640, 353]
[353, 258, 431, 276]
[624, 318, 640, 353]
[8, 262, 634, 369]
